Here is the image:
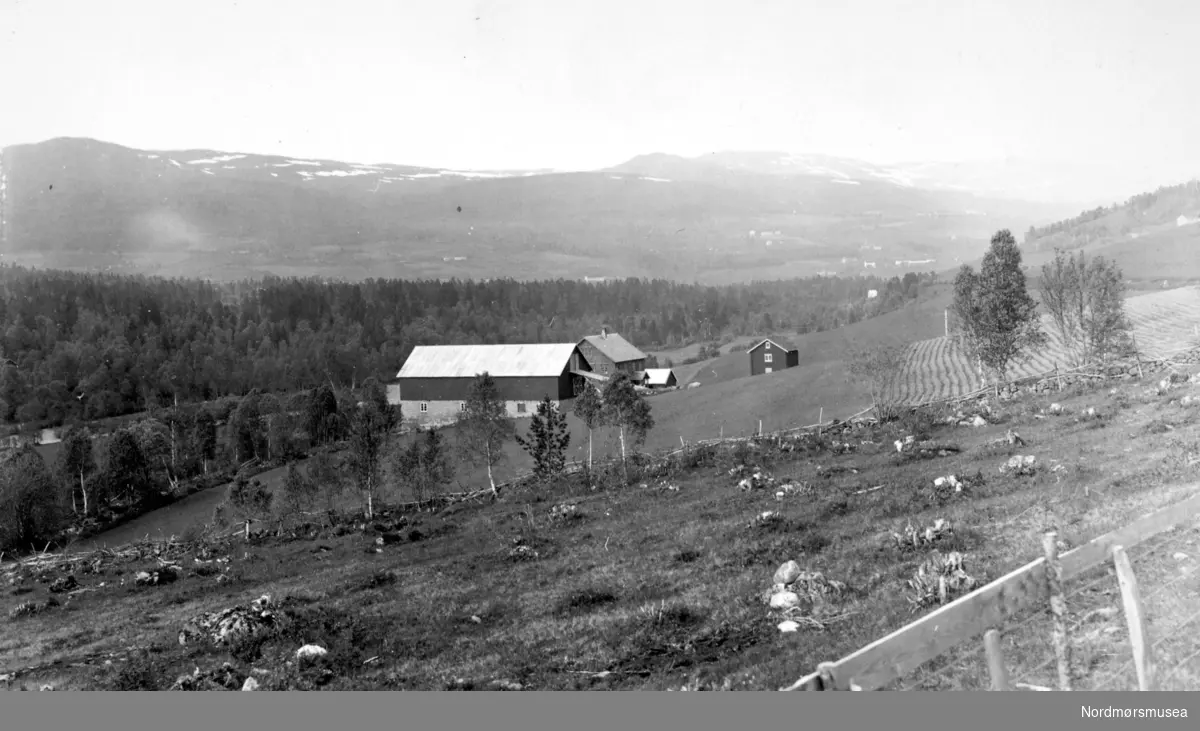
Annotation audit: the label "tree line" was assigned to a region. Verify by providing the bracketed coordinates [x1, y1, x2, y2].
[0, 265, 933, 430]
[0, 364, 658, 554]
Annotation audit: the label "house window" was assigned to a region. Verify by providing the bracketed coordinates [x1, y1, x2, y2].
[600, 364, 609, 374]
[420, 403, 428, 413]
[460, 402, 467, 412]
[764, 353, 773, 364]
[766, 342, 771, 350]
[517, 402, 526, 413]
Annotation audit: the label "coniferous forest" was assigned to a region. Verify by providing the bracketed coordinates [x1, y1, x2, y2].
[0, 265, 934, 430]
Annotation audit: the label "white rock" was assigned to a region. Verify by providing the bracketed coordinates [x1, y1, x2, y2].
[296, 644, 328, 662]
[971, 415, 988, 427]
[241, 677, 259, 691]
[1174, 552, 1190, 561]
[769, 591, 801, 610]
[773, 560, 802, 586]
[1049, 403, 1063, 414]
[777, 620, 800, 633]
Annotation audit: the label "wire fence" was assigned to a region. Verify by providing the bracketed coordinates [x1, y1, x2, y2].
[860, 520, 1200, 692]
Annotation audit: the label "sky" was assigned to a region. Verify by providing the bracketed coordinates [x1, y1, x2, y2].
[3, 0, 1199, 202]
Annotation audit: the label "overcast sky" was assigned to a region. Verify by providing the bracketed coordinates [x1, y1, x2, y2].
[4, 0, 1198, 201]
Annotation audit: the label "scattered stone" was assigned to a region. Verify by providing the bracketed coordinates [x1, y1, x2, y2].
[1174, 552, 1190, 561]
[970, 415, 988, 428]
[39, 684, 53, 692]
[241, 677, 259, 691]
[1006, 428, 1025, 446]
[135, 566, 180, 587]
[999, 455, 1037, 476]
[933, 475, 962, 492]
[769, 591, 801, 610]
[48, 575, 78, 594]
[470, 615, 482, 624]
[773, 560, 803, 586]
[1049, 403, 1064, 415]
[296, 644, 328, 663]
[777, 620, 800, 633]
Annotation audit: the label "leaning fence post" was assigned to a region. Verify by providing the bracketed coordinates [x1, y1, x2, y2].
[1112, 545, 1157, 691]
[983, 629, 1012, 690]
[817, 662, 838, 690]
[1043, 530, 1072, 690]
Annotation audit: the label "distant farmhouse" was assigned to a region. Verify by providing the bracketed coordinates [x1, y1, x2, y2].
[747, 336, 799, 377]
[389, 343, 593, 426]
[576, 328, 647, 377]
[637, 368, 678, 389]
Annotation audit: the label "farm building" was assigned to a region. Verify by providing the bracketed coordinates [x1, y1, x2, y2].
[576, 329, 647, 377]
[637, 368, 678, 389]
[389, 343, 592, 426]
[747, 337, 799, 377]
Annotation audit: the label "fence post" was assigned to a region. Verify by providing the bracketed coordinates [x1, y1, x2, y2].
[1112, 545, 1157, 691]
[758, 419, 763, 437]
[817, 662, 838, 691]
[1043, 530, 1072, 691]
[819, 407, 823, 425]
[983, 629, 1012, 691]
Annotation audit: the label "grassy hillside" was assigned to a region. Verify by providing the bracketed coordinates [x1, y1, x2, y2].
[6, 369, 1200, 691]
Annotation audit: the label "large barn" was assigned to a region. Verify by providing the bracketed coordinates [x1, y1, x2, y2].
[389, 343, 592, 426]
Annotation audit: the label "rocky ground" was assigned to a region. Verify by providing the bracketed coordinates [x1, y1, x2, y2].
[4, 370, 1200, 691]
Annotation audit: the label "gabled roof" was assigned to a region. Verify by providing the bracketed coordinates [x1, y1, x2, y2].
[642, 368, 675, 386]
[396, 343, 579, 379]
[746, 336, 798, 353]
[580, 332, 646, 364]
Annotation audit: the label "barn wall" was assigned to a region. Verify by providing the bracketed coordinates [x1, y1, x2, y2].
[399, 399, 563, 427]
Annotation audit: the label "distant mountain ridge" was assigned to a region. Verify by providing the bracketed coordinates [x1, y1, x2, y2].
[0, 137, 1077, 284]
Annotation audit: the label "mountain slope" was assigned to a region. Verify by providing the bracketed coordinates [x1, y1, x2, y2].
[1, 138, 1075, 283]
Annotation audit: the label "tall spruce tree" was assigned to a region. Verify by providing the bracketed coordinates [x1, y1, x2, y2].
[515, 396, 571, 481]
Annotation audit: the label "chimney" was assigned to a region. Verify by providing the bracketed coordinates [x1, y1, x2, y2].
[601, 327, 608, 339]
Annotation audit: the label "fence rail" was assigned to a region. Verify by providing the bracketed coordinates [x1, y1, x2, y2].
[781, 488, 1200, 691]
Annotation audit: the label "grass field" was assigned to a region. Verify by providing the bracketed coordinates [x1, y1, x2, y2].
[6, 368, 1200, 690]
[893, 285, 1200, 404]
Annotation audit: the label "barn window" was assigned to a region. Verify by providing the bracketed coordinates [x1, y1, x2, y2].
[460, 402, 466, 412]
[764, 353, 774, 364]
[765, 341, 772, 350]
[600, 364, 608, 374]
[517, 403, 527, 413]
[420, 402, 428, 413]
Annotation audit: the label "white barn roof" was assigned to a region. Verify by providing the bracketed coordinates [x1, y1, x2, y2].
[396, 343, 579, 379]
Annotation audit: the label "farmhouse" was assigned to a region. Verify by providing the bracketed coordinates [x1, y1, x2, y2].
[576, 328, 647, 376]
[637, 368, 678, 389]
[389, 343, 592, 426]
[747, 336, 799, 377]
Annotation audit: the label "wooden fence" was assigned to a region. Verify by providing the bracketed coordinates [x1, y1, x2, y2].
[781, 488, 1200, 691]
